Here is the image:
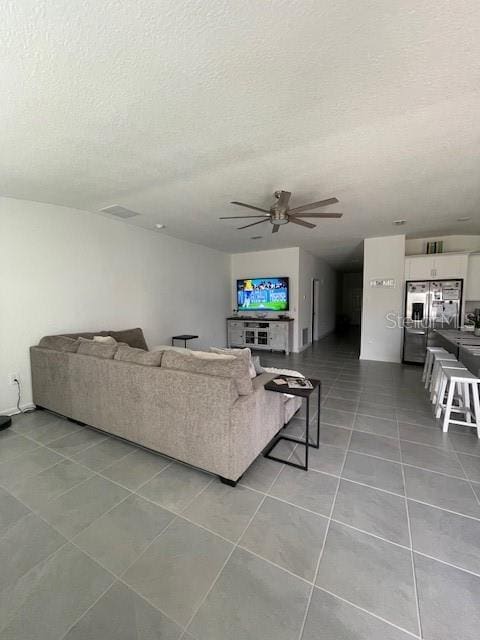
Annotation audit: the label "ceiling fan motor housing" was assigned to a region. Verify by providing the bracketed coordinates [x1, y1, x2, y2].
[270, 210, 289, 224]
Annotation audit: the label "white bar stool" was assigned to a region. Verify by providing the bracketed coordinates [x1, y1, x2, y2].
[423, 347, 447, 388]
[435, 369, 480, 437]
[429, 353, 460, 402]
[431, 361, 468, 406]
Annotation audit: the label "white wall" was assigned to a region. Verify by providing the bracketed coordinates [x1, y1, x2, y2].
[406, 235, 480, 255]
[298, 249, 337, 346]
[0, 197, 230, 414]
[360, 235, 406, 363]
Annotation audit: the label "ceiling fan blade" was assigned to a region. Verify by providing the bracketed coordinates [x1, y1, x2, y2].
[291, 212, 343, 219]
[238, 219, 271, 230]
[289, 218, 316, 229]
[219, 215, 268, 219]
[231, 201, 270, 214]
[288, 197, 339, 214]
[272, 225, 280, 233]
[275, 191, 291, 210]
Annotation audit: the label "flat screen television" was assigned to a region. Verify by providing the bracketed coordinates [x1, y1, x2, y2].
[236, 277, 289, 312]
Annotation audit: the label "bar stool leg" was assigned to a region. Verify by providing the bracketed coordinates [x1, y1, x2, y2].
[442, 380, 456, 433]
[463, 383, 472, 424]
[472, 383, 480, 439]
[422, 352, 431, 385]
[432, 363, 443, 404]
[429, 360, 438, 396]
[436, 374, 448, 419]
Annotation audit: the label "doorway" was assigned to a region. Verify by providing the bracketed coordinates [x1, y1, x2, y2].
[311, 279, 320, 342]
[336, 271, 363, 337]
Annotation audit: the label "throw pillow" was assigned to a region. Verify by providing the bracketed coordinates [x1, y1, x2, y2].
[252, 355, 264, 375]
[211, 346, 256, 379]
[77, 337, 118, 359]
[93, 335, 117, 345]
[114, 345, 163, 366]
[38, 335, 80, 353]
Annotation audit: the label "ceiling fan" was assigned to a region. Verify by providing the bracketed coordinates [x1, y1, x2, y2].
[219, 190, 343, 233]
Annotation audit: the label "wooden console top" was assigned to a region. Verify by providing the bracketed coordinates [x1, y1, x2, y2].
[226, 317, 294, 322]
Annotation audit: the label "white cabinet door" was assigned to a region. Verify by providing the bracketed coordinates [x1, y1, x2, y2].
[406, 256, 436, 280]
[227, 321, 244, 347]
[467, 254, 480, 301]
[433, 254, 468, 280]
[269, 323, 287, 349]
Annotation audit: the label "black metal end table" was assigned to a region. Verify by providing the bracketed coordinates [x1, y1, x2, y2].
[263, 377, 321, 471]
[171, 334, 199, 348]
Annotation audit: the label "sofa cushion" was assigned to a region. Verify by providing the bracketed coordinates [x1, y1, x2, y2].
[38, 335, 80, 353]
[114, 345, 163, 367]
[211, 346, 256, 378]
[77, 337, 118, 359]
[151, 344, 193, 355]
[162, 350, 253, 395]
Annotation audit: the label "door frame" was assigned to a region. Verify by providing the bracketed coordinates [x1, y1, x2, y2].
[311, 279, 320, 342]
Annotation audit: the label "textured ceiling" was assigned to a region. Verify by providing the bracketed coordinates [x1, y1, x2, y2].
[1, 0, 480, 268]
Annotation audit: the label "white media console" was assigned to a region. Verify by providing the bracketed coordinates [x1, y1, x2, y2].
[227, 317, 294, 354]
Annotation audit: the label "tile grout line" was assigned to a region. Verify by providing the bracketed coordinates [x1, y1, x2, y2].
[296, 419, 352, 640]
[315, 586, 422, 640]
[450, 448, 480, 509]
[59, 474, 219, 637]
[179, 454, 288, 637]
[399, 413, 424, 639]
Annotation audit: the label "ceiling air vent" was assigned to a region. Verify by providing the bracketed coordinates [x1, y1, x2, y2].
[99, 205, 140, 219]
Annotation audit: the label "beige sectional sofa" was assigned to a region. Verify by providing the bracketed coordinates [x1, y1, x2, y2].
[30, 328, 300, 484]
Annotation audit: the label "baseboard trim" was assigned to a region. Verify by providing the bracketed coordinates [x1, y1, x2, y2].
[1, 402, 35, 417]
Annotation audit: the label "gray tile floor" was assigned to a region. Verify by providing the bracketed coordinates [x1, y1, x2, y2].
[2, 332, 480, 639]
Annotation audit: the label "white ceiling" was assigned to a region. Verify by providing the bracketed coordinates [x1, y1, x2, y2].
[2, 0, 480, 269]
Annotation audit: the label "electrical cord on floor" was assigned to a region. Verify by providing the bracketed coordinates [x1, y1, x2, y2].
[14, 378, 35, 414]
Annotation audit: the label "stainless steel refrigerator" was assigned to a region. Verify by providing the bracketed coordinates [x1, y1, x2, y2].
[403, 279, 463, 364]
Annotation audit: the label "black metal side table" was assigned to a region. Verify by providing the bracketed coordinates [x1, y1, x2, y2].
[263, 377, 321, 471]
[171, 334, 199, 348]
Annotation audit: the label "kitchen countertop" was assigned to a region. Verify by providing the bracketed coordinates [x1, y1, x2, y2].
[434, 329, 480, 347]
[434, 330, 480, 376]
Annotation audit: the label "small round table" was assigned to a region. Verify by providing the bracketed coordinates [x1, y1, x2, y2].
[171, 334, 199, 348]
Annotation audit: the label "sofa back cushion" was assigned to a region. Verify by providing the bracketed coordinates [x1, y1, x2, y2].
[77, 337, 118, 359]
[114, 345, 163, 367]
[162, 350, 253, 395]
[211, 346, 257, 378]
[38, 335, 80, 353]
[62, 328, 148, 350]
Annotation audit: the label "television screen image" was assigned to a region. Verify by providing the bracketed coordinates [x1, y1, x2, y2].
[237, 277, 289, 312]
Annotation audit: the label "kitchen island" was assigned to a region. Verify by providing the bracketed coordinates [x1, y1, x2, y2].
[433, 329, 480, 375]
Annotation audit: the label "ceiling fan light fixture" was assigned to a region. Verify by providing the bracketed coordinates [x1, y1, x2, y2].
[393, 219, 407, 226]
[155, 223, 165, 229]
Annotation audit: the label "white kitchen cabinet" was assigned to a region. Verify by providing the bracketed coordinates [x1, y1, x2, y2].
[405, 253, 468, 281]
[405, 256, 436, 280]
[466, 254, 480, 301]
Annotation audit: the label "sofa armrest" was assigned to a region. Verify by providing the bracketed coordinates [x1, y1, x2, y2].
[228, 377, 284, 480]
